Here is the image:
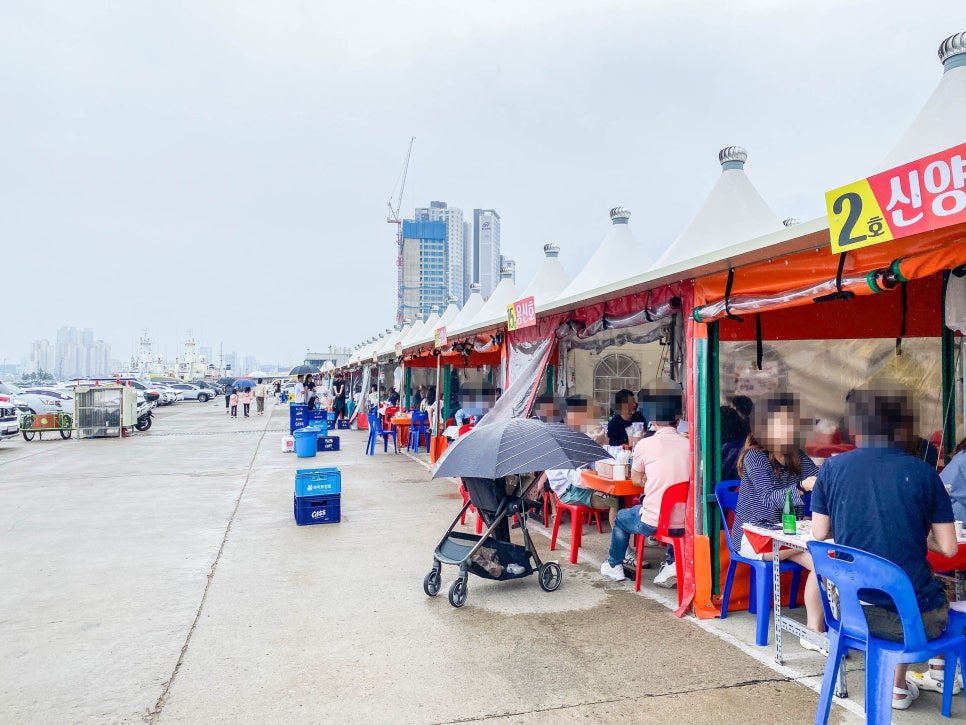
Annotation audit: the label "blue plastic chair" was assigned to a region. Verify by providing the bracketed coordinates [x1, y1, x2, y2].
[808, 540, 966, 724]
[715, 480, 803, 646]
[365, 413, 398, 455]
[407, 412, 430, 453]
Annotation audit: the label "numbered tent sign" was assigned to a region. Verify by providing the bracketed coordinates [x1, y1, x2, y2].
[826, 142, 966, 254]
[506, 296, 536, 332]
[395, 342, 402, 357]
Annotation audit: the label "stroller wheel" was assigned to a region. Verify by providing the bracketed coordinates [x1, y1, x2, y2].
[448, 577, 468, 608]
[538, 562, 563, 592]
[423, 569, 442, 597]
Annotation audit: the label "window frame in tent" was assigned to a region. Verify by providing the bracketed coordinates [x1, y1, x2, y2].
[592, 353, 642, 416]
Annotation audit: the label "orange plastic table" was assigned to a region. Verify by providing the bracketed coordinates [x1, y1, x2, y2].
[391, 415, 411, 445]
[580, 470, 643, 498]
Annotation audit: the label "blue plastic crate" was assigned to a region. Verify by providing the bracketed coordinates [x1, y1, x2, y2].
[290, 404, 309, 433]
[295, 467, 341, 497]
[335, 419, 351, 430]
[307, 409, 329, 435]
[294, 493, 341, 525]
[317, 435, 340, 452]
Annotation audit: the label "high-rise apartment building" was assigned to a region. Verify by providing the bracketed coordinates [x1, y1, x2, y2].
[472, 209, 502, 298]
[415, 201, 464, 303]
[40, 326, 113, 378]
[401, 219, 448, 320]
[462, 220, 473, 303]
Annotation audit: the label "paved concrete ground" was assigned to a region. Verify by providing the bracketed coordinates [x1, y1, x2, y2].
[0, 401, 859, 724]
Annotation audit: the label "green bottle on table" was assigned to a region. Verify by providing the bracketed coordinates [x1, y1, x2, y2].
[782, 489, 797, 535]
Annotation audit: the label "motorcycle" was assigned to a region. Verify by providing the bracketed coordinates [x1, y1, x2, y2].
[134, 399, 156, 432]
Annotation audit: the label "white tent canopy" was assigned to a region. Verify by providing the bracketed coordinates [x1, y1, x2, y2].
[409, 307, 442, 348]
[520, 243, 571, 307]
[881, 32, 966, 170]
[437, 285, 485, 343]
[451, 269, 519, 337]
[552, 207, 652, 308]
[650, 146, 784, 271]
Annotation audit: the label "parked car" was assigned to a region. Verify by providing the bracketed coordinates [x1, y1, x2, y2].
[165, 382, 216, 402]
[0, 401, 18, 440]
[151, 384, 182, 405]
[68, 378, 162, 404]
[0, 381, 24, 403]
[12, 387, 74, 415]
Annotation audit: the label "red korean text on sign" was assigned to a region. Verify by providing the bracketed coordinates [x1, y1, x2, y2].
[868, 143, 966, 238]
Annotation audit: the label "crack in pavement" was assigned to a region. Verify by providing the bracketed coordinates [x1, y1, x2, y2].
[143, 417, 272, 724]
[431, 675, 816, 723]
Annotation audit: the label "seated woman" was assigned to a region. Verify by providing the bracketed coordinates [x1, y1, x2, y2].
[536, 395, 618, 528]
[942, 437, 966, 524]
[730, 393, 825, 651]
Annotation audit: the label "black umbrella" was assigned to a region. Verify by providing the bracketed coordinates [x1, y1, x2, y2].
[290, 364, 320, 376]
[432, 418, 612, 480]
[217, 377, 236, 386]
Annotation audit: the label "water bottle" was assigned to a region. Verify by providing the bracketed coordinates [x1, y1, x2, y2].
[782, 489, 797, 535]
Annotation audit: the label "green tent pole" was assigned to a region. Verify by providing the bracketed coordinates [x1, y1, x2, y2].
[404, 367, 412, 410]
[442, 364, 452, 423]
[702, 322, 722, 596]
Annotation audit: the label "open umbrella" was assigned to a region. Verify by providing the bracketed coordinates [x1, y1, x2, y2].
[233, 379, 256, 389]
[249, 370, 269, 379]
[290, 364, 320, 376]
[217, 377, 236, 386]
[432, 418, 612, 480]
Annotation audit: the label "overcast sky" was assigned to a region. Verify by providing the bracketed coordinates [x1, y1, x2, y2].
[1, 1, 960, 369]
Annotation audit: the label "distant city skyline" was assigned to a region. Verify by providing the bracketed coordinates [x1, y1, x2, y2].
[11, 326, 310, 380]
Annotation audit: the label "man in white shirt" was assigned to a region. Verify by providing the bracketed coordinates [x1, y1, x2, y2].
[293, 376, 306, 405]
[601, 380, 690, 587]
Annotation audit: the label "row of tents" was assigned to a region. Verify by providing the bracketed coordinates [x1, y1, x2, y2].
[335, 32, 966, 618]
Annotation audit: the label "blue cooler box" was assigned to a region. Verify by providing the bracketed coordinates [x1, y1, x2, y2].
[307, 409, 329, 434]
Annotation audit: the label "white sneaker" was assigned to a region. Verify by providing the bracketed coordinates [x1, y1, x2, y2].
[600, 562, 626, 581]
[653, 561, 677, 588]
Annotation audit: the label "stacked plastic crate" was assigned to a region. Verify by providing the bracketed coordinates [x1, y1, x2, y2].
[294, 467, 342, 525]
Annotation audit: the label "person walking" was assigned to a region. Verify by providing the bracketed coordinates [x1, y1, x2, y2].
[253, 378, 267, 415]
[225, 384, 232, 414]
[229, 388, 239, 418]
[240, 388, 253, 417]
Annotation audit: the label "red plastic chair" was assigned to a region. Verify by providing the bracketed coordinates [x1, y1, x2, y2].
[542, 486, 551, 528]
[633, 481, 689, 601]
[550, 491, 605, 564]
[457, 480, 484, 534]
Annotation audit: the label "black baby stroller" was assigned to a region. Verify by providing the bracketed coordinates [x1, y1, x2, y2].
[423, 475, 562, 607]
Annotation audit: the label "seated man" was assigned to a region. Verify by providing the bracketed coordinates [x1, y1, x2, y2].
[538, 396, 619, 528]
[601, 380, 690, 587]
[811, 386, 958, 711]
[607, 389, 647, 447]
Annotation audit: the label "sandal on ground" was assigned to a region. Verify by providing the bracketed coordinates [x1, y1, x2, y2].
[892, 681, 919, 710]
[906, 659, 963, 695]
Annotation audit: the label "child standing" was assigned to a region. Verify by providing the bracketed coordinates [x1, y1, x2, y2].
[240, 388, 253, 417]
[229, 389, 239, 418]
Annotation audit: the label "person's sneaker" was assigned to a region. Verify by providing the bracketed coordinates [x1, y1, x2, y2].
[600, 561, 626, 581]
[622, 554, 650, 570]
[653, 561, 677, 588]
[907, 668, 963, 695]
[646, 536, 660, 547]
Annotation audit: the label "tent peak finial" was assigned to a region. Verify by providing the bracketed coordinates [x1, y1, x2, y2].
[939, 32, 966, 70]
[719, 146, 748, 170]
[469, 282, 481, 292]
[543, 243, 560, 257]
[783, 218, 801, 227]
[610, 206, 631, 224]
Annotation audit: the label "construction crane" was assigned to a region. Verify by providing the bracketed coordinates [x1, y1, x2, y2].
[388, 136, 415, 325]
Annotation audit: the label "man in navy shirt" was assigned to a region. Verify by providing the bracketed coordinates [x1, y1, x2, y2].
[606, 389, 647, 447]
[811, 387, 957, 711]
